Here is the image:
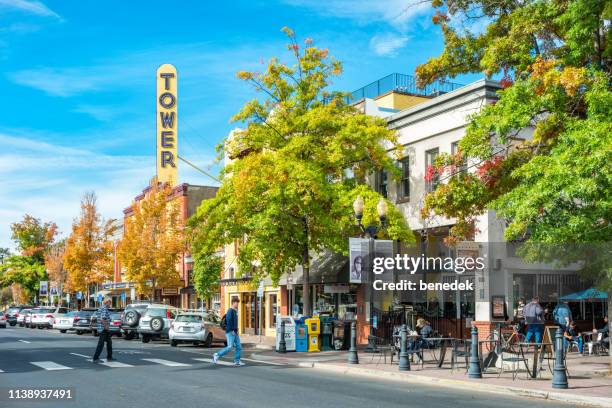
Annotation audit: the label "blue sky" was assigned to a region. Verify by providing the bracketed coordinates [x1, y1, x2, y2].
[0, 0, 482, 250]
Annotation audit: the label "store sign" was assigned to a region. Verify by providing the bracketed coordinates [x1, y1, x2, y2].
[156, 63, 178, 186]
[349, 238, 370, 283]
[323, 284, 349, 294]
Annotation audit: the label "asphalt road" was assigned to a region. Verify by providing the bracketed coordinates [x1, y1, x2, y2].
[0, 326, 573, 408]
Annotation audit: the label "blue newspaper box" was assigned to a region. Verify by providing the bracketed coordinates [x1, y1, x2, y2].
[295, 324, 308, 352]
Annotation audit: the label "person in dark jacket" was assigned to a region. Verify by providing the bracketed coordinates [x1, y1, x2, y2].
[213, 297, 243, 366]
[524, 296, 544, 344]
[92, 298, 113, 362]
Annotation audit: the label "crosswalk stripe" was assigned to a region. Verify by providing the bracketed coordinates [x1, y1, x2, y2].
[193, 357, 235, 366]
[18, 340, 31, 343]
[85, 359, 133, 368]
[30, 361, 72, 371]
[141, 358, 190, 367]
[70, 353, 90, 358]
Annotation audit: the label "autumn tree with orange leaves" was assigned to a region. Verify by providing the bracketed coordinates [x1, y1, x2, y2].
[64, 192, 117, 299]
[118, 180, 185, 302]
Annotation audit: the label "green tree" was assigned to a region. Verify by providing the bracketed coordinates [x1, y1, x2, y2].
[0, 248, 10, 264]
[0, 255, 46, 301]
[189, 28, 414, 315]
[417, 0, 611, 367]
[192, 254, 222, 307]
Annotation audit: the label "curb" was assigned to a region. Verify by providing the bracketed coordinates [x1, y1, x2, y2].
[296, 362, 612, 408]
[251, 351, 346, 363]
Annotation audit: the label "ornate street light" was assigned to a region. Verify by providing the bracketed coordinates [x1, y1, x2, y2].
[352, 196, 388, 238]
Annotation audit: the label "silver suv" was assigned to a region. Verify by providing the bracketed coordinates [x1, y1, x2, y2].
[137, 305, 178, 343]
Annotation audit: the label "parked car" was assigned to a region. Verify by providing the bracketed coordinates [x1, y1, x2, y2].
[71, 309, 96, 334]
[31, 306, 71, 329]
[53, 311, 77, 333]
[17, 308, 32, 327]
[0, 312, 7, 328]
[6, 305, 32, 326]
[137, 305, 178, 343]
[24, 311, 33, 328]
[30, 307, 57, 329]
[90, 309, 123, 337]
[120, 303, 151, 340]
[169, 312, 226, 347]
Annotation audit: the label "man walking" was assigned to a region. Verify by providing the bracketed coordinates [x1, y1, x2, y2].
[524, 296, 544, 344]
[92, 297, 113, 362]
[213, 297, 243, 366]
[553, 300, 572, 330]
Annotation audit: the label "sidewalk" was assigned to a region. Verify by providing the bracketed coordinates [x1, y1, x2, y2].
[238, 333, 275, 350]
[250, 349, 612, 407]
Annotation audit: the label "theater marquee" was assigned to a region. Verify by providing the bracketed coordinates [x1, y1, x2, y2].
[156, 63, 178, 186]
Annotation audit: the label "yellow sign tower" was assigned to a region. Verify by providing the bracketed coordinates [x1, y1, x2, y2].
[156, 63, 178, 186]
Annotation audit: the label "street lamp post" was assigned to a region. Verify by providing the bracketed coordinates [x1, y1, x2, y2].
[352, 196, 389, 352]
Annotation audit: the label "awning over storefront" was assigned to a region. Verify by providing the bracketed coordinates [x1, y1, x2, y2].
[560, 288, 608, 301]
[295, 251, 349, 284]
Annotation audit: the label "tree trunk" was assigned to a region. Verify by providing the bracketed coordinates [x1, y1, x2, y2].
[302, 244, 310, 317]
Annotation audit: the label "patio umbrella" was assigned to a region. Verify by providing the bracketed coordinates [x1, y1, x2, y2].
[560, 288, 608, 327]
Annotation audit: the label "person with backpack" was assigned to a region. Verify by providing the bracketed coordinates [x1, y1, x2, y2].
[524, 296, 544, 344]
[92, 297, 113, 362]
[213, 297, 243, 366]
[553, 300, 572, 330]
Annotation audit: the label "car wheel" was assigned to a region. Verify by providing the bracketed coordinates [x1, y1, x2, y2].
[124, 310, 140, 327]
[38, 325, 43, 329]
[10, 322, 16, 326]
[171, 340, 178, 347]
[150, 317, 164, 332]
[60, 330, 67, 333]
[204, 333, 213, 348]
[141, 335, 150, 343]
[124, 331, 135, 340]
[76, 331, 83, 335]
[19, 323, 23, 327]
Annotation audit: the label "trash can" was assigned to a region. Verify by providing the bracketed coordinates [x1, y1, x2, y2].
[305, 316, 320, 352]
[275, 316, 296, 352]
[295, 323, 308, 352]
[320, 316, 334, 351]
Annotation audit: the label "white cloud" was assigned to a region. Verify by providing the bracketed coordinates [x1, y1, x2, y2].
[72, 104, 118, 121]
[282, 0, 430, 29]
[0, 130, 216, 251]
[0, 0, 62, 20]
[369, 33, 409, 57]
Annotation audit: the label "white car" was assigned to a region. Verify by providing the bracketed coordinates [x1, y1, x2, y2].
[0, 313, 7, 328]
[169, 312, 226, 347]
[17, 309, 32, 326]
[53, 311, 77, 333]
[31, 307, 71, 329]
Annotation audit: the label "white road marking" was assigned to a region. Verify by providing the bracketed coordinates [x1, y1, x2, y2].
[18, 340, 31, 343]
[30, 361, 72, 371]
[85, 359, 133, 368]
[192, 357, 235, 366]
[240, 357, 284, 366]
[70, 353, 91, 358]
[141, 358, 190, 367]
[0, 369, 4, 373]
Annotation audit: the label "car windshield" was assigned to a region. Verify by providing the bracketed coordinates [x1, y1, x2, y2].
[127, 305, 148, 311]
[110, 313, 121, 320]
[8, 307, 21, 313]
[176, 315, 202, 323]
[22, 309, 32, 314]
[32, 308, 54, 314]
[76, 311, 93, 317]
[65, 311, 77, 317]
[145, 308, 168, 317]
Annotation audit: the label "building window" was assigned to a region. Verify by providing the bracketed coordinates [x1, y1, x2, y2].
[269, 294, 277, 328]
[187, 269, 193, 285]
[451, 141, 467, 174]
[397, 157, 410, 200]
[376, 169, 388, 198]
[425, 148, 439, 192]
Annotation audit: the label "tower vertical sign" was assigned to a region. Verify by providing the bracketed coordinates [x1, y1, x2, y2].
[156, 63, 178, 186]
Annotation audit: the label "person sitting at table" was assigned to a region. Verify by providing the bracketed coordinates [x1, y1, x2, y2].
[592, 316, 609, 350]
[563, 321, 584, 354]
[412, 318, 433, 350]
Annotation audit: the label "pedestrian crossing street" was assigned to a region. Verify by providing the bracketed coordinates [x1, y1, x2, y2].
[0, 353, 274, 373]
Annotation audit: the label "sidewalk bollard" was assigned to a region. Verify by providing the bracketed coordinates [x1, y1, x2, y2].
[278, 320, 287, 353]
[398, 324, 410, 371]
[467, 325, 482, 378]
[552, 327, 569, 389]
[348, 321, 359, 364]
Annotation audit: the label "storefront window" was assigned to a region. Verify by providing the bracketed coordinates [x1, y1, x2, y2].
[269, 294, 277, 328]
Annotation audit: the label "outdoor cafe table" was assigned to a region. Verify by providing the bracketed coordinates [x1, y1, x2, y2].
[517, 342, 554, 379]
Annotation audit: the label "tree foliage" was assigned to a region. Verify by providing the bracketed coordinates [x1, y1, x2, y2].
[64, 192, 117, 292]
[11, 214, 57, 263]
[192, 253, 222, 303]
[118, 181, 185, 298]
[189, 28, 414, 314]
[0, 255, 46, 299]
